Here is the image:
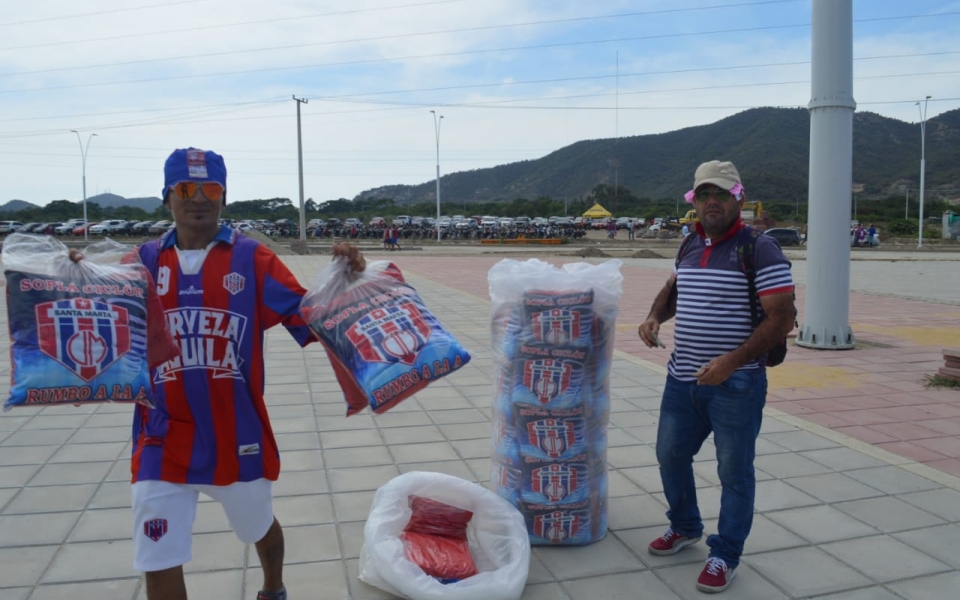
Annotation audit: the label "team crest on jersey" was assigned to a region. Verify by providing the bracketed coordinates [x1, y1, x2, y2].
[522, 359, 572, 404]
[35, 298, 131, 382]
[223, 272, 245, 296]
[345, 303, 432, 365]
[527, 418, 578, 458]
[143, 518, 168, 542]
[530, 309, 581, 345]
[533, 510, 581, 543]
[531, 463, 582, 503]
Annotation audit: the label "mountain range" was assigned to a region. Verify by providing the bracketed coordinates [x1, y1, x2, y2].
[4, 107, 958, 212]
[0, 193, 161, 214]
[356, 107, 960, 205]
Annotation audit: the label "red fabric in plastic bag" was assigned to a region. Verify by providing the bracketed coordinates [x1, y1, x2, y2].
[402, 495, 479, 580]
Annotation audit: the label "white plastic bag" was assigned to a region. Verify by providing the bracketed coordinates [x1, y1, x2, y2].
[487, 258, 623, 545]
[2, 234, 176, 411]
[359, 471, 530, 600]
[299, 260, 471, 415]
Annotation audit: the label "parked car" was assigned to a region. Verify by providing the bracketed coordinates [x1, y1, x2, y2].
[0, 221, 25, 234]
[89, 220, 126, 235]
[130, 221, 155, 234]
[344, 218, 363, 228]
[55, 220, 85, 235]
[369, 217, 385, 227]
[148, 220, 173, 235]
[111, 221, 138, 234]
[392, 215, 411, 226]
[72, 222, 97, 236]
[763, 227, 803, 247]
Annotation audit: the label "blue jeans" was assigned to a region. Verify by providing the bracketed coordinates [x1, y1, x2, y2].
[656, 370, 767, 569]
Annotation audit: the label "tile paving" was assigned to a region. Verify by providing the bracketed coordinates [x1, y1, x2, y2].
[0, 246, 958, 599]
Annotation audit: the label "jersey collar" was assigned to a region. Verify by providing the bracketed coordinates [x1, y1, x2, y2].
[159, 223, 237, 250]
[695, 218, 745, 246]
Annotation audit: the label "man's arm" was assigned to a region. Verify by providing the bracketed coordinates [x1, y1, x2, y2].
[696, 291, 795, 385]
[637, 274, 677, 348]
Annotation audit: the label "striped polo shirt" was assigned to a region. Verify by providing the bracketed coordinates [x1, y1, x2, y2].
[132, 225, 314, 485]
[667, 221, 794, 381]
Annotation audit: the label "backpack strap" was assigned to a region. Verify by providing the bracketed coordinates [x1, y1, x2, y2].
[669, 232, 700, 308]
[674, 232, 699, 270]
[737, 227, 762, 329]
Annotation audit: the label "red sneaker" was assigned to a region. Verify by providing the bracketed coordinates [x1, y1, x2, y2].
[647, 527, 702, 556]
[697, 557, 737, 593]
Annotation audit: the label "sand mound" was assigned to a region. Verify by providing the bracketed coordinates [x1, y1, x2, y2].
[631, 249, 667, 259]
[566, 247, 611, 258]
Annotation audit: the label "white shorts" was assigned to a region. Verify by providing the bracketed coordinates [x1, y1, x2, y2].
[131, 479, 274, 573]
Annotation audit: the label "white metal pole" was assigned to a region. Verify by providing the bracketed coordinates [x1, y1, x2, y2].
[917, 96, 930, 248]
[797, 0, 856, 350]
[294, 96, 308, 243]
[70, 130, 97, 242]
[431, 110, 443, 243]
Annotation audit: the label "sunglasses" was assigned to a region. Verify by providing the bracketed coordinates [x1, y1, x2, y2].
[694, 188, 735, 203]
[169, 181, 224, 202]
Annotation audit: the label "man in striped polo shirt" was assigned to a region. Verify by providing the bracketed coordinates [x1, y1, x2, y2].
[638, 160, 795, 593]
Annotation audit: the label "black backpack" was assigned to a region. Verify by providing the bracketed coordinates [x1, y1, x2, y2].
[674, 228, 795, 367]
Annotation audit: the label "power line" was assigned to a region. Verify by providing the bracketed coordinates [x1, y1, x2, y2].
[0, 0, 803, 73]
[0, 0, 486, 52]
[0, 0, 212, 27]
[1, 49, 956, 127]
[3, 9, 958, 96]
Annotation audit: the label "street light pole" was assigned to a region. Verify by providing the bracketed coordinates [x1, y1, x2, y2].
[430, 110, 444, 243]
[69, 130, 97, 242]
[293, 95, 308, 243]
[917, 95, 931, 248]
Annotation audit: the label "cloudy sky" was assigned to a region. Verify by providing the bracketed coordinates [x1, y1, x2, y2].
[1, 0, 958, 206]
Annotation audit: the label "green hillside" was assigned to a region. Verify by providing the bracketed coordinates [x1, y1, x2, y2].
[356, 107, 960, 206]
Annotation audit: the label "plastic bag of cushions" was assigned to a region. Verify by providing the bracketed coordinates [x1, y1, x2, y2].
[488, 259, 623, 545]
[360, 471, 530, 600]
[299, 259, 471, 416]
[402, 496, 478, 582]
[3, 234, 177, 411]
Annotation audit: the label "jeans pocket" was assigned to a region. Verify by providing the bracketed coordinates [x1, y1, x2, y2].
[718, 370, 756, 397]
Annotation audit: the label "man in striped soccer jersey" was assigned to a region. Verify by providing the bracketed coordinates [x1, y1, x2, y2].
[637, 160, 795, 594]
[129, 148, 364, 600]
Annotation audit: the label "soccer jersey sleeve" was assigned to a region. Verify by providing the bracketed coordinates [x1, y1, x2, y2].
[753, 235, 794, 297]
[254, 246, 314, 347]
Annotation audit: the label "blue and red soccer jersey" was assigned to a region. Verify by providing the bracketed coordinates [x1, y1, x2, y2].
[133, 226, 313, 485]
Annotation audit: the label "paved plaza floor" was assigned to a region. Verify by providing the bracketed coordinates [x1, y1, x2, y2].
[1, 247, 958, 599]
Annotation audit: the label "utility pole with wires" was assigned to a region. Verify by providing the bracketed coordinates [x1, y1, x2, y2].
[614, 51, 619, 212]
[293, 95, 308, 243]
